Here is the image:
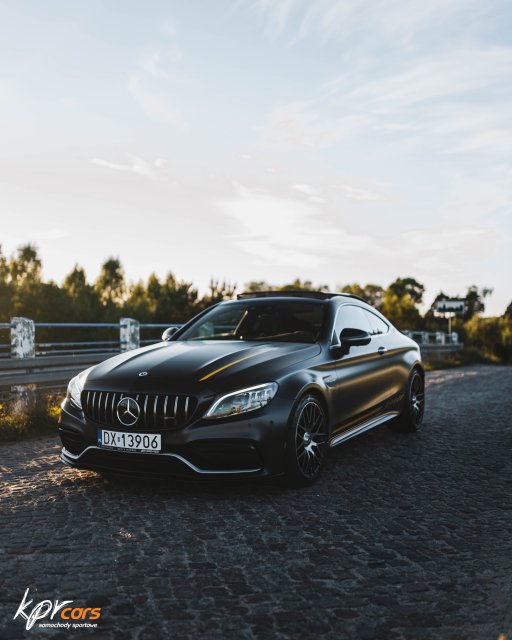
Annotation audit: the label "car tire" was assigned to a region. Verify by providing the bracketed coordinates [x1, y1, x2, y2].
[389, 368, 425, 433]
[283, 394, 328, 486]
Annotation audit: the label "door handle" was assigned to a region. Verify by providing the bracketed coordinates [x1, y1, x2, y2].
[377, 346, 387, 355]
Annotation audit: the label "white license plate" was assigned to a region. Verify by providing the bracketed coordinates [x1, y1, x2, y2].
[97, 429, 161, 454]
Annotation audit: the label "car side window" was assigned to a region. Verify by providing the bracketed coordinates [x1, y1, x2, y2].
[332, 305, 372, 344]
[364, 310, 389, 336]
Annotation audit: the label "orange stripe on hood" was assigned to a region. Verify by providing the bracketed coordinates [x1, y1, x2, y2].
[199, 348, 271, 382]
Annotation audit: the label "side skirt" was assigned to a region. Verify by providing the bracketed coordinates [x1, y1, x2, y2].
[329, 411, 400, 448]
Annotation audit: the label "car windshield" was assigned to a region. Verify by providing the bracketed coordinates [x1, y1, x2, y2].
[178, 300, 326, 343]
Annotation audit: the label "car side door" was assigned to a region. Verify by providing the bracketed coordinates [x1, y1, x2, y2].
[363, 308, 410, 411]
[330, 304, 392, 432]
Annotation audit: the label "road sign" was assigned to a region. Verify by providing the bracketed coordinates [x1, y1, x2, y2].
[436, 299, 465, 314]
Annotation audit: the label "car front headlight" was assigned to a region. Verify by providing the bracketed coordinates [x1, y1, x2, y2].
[65, 367, 94, 410]
[205, 383, 278, 420]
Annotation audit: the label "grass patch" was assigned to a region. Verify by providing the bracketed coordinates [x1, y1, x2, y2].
[423, 347, 498, 371]
[0, 394, 63, 444]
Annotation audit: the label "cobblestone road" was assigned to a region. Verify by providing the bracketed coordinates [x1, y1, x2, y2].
[1, 365, 511, 639]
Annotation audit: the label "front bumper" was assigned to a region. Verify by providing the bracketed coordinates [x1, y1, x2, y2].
[58, 397, 291, 479]
[60, 446, 264, 479]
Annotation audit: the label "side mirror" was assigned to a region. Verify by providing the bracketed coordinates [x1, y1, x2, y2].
[339, 327, 371, 348]
[162, 326, 178, 341]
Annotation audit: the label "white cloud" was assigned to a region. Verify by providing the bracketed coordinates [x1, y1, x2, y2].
[162, 19, 178, 37]
[0, 77, 16, 105]
[442, 176, 512, 223]
[138, 51, 161, 76]
[254, 0, 490, 45]
[291, 183, 326, 204]
[254, 0, 297, 37]
[216, 182, 373, 267]
[393, 227, 503, 280]
[138, 47, 183, 77]
[335, 183, 388, 202]
[128, 76, 181, 124]
[1, 228, 70, 247]
[291, 178, 391, 206]
[215, 182, 504, 285]
[265, 102, 368, 147]
[291, 183, 320, 197]
[128, 24, 189, 126]
[263, 44, 512, 155]
[35, 228, 70, 241]
[90, 155, 165, 179]
[346, 48, 512, 110]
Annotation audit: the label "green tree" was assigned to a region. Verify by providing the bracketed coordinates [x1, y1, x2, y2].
[0, 245, 9, 282]
[0, 245, 13, 321]
[340, 283, 384, 308]
[244, 280, 272, 292]
[279, 279, 328, 291]
[123, 281, 152, 323]
[201, 278, 237, 306]
[146, 273, 162, 316]
[462, 285, 493, 321]
[465, 315, 512, 362]
[388, 277, 425, 304]
[155, 273, 199, 323]
[377, 277, 425, 330]
[62, 265, 102, 322]
[8, 245, 56, 321]
[9, 244, 42, 285]
[243, 279, 328, 294]
[380, 291, 422, 330]
[63, 265, 87, 294]
[95, 258, 126, 309]
[14, 281, 71, 322]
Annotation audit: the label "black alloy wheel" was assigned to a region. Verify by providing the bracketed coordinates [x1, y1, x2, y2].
[284, 394, 328, 485]
[390, 368, 425, 432]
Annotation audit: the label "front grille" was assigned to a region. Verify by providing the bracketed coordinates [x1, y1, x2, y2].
[81, 390, 196, 430]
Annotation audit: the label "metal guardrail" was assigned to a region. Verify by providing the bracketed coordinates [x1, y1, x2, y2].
[1, 353, 111, 386]
[402, 330, 463, 360]
[403, 330, 460, 345]
[34, 322, 119, 356]
[0, 319, 463, 394]
[32, 322, 176, 356]
[0, 319, 181, 391]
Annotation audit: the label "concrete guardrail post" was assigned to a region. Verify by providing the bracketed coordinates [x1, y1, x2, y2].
[10, 317, 36, 412]
[120, 318, 140, 352]
[11, 317, 35, 358]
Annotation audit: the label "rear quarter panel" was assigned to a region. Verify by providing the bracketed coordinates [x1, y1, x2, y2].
[383, 330, 423, 395]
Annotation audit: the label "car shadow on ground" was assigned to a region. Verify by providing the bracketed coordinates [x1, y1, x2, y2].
[78, 420, 419, 500]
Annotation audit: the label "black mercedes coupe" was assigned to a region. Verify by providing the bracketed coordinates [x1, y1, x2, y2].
[59, 291, 425, 485]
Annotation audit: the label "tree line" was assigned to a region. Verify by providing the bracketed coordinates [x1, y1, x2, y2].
[1, 244, 511, 361]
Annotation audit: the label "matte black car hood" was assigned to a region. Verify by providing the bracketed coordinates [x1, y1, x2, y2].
[86, 340, 321, 395]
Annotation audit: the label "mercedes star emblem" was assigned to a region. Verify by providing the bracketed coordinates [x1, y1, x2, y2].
[116, 397, 140, 427]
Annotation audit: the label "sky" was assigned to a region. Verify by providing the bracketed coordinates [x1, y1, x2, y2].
[0, 0, 511, 315]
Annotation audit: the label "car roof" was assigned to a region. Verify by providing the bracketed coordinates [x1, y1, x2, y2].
[236, 290, 368, 304]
